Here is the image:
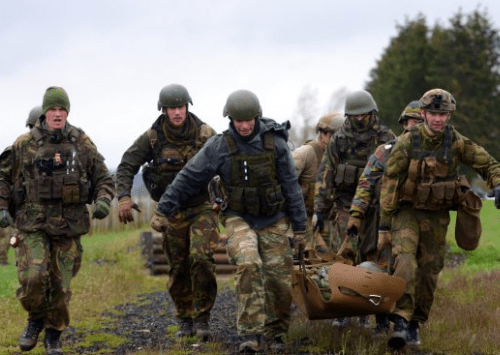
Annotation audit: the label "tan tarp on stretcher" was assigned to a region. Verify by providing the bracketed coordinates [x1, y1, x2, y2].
[291, 259, 405, 320]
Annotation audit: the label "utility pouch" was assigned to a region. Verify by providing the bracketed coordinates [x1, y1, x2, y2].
[430, 182, 445, 205]
[334, 164, 346, 185]
[416, 184, 431, 205]
[228, 186, 245, 214]
[444, 181, 455, 205]
[344, 165, 358, 185]
[245, 187, 260, 215]
[263, 185, 285, 216]
[63, 174, 80, 204]
[38, 176, 53, 200]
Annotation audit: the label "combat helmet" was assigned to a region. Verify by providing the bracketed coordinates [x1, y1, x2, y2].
[223, 90, 262, 121]
[157, 84, 193, 111]
[419, 88, 456, 113]
[316, 112, 344, 133]
[344, 90, 378, 116]
[26, 105, 43, 128]
[398, 100, 423, 124]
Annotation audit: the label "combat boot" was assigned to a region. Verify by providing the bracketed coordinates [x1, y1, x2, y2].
[375, 313, 390, 334]
[407, 320, 421, 346]
[44, 329, 63, 355]
[19, 317, 45, 351]
[175, 319, 194, 338]
[268, 336, 286, 353]
[194, 317, 210, 342]
[388, 315, 408, 350]
[239, 334, 261, 354]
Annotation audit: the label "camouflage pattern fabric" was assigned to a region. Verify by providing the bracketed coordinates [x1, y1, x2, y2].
[0, 226, 11, 264]
[162, 201, 219, 321]
[223, 215, 293, 337]
[390, 206, 448, 322]
[380, 124, 500, 324]
[16, 231, 83, 330]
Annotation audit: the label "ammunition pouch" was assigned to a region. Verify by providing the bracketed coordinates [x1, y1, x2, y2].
[227, 184, 285, 217]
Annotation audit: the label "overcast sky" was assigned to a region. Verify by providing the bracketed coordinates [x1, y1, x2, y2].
[2, 0, 499, 169]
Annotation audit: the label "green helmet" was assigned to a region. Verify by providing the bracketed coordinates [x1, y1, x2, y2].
[157, 84, 193, 111]
[344, 90, 378, 115]
[316, 112, 344, 133]
[223, 90, 262, 121]
[398, 100, 423, 124]
[419, 88, 456, 113]
[26, 105, 43, 128]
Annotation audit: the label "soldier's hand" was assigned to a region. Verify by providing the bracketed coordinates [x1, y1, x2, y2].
[347, 212, 363, 237]
[118, 196, 135, 224]
[92, 197, 111, 220]
[377, 228, 392, 251]
[312, 211, 325, 232]
[293, 231, 307, 252]
[487, 185, 500, 209]
[0, 209, 13, 228]
[150, 212, 169, 233]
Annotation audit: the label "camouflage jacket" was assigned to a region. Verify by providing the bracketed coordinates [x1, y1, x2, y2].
[115, 112, 216, 204]
[350, 139, 398, 217]
[315, 117, 395, 213]
[380, 124, 500, 228]
[156, 117, 307, 232]
[0, 121, 115, 237]
[292, 138, 324, 215]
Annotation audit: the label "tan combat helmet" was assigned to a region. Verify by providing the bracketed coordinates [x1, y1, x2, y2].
[316, 112, 344, 133]
[419, 89, 456, 113]
[398, 101, 423, 124]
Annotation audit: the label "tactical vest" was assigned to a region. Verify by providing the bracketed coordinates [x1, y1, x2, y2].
[334, 132, 381, 193]
[223, 131, 285, 217]
[17, 126, 93, 236]
[142, 121, 210, 204]
[398, 125, 460, 210]
[302, 140, 323, 214]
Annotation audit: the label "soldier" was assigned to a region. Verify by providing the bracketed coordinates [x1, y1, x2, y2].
[0, 87, 115, 354]
[150, 90, 307, 353]
[0, 106, 46, 267]
[115, 84, 219, 341]
[26, 106, 44, 129]
[347, 101, 423, 334]
[292, 112, 344, 252]
[313, 90, 395, 265]
[379, 89, 500, 349]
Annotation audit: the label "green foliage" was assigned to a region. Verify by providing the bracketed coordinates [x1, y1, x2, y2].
[367, 6, 500, 160]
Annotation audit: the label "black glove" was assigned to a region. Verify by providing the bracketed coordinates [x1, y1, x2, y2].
[312, 211, 325, 232]
[0, 209, 14, 228]
[487, 185, 500, 209]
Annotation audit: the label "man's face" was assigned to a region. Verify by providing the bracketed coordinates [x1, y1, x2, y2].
[421, 110, 450, 133]
[403, 118, 423, 130]
[45, 107, 68, 130]
[165, 105, 187, 127]
[319, 130, 333, 149]
[233, 119, 256, 136]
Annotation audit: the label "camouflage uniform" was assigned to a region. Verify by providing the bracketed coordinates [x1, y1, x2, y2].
[155, 116, 307, 340]
[115, 111, 219, 324]
[0, 119, 115, 331]
[380, 124, 500, 323]
[292, 139, 333, 250]
[315, 116, 395, 264]
[0, 226, 11, 264]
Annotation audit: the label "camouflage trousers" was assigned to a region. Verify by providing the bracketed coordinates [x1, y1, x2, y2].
[0, 226, 11, 264]
[332, 209, 359, 265]
[15, 231, 83, 331]
[163, 202, 219, 321]
[391, 206, 449, 323]
[224, 215, 294, 337]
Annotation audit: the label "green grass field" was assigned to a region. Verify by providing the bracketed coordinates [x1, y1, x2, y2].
[0, 201, 499, 354]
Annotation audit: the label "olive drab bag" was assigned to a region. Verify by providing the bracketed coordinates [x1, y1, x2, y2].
[454, 175, 482, 251]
